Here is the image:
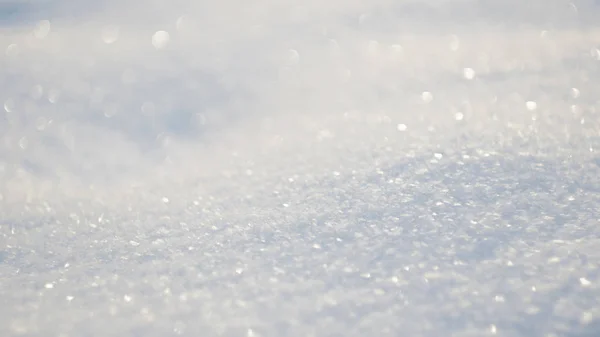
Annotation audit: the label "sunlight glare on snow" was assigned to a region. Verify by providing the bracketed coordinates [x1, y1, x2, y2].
[176, 16, 187, 31]
[286, 49, 300, 65]
[570, 87, 580, 99]
[152, 31, 170, 49]
[421, 91, 433, 103]
[449, 35, 460, 51]
[47, 88, 60, 104]
[462, 68, 475, 80]
[34, 20, 51, 39]
[3, 98, 15, 113]
[30, 85, 44, 100]
[5, 44, 19, 57]
[102, 26, 120, 44]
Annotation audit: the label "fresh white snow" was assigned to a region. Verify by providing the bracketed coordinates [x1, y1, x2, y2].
[1, 0, 600, 336]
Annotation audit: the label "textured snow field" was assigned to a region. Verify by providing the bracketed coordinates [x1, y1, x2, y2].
[2, 1, 600, 336]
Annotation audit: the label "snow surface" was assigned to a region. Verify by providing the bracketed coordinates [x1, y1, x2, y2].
[2, 0, 600, 336]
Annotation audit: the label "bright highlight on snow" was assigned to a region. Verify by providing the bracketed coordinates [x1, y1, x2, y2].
[421, 91, 433, 103]
[34, 20, 51, 39]
[152, 30, 170, 49]
[5, 43, 19, 57]
[3, 98, 14, 113]
[462, 68, 475, 80]
[287, 49, 300, 65]
[102, 25, 120, 44]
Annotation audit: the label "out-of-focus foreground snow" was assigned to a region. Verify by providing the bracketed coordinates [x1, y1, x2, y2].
[2, 0, 600, 336]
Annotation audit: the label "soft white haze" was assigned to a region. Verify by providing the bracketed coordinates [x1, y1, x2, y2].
[2, 0, 600, 336]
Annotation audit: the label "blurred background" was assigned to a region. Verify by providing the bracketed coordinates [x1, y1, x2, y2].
[1, 0, 599, 204]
